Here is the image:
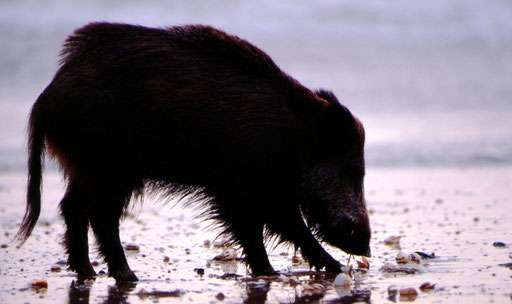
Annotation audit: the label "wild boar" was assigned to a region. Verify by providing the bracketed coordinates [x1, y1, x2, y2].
[17, 22, 371, 281]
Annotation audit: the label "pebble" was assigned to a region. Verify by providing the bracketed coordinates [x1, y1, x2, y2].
[50, 265, 61, 272]
[215, 292, 225, 300]
[31, 280, 48, 289]
[125, 243, 140, 251]
[493, 241, 506, 248]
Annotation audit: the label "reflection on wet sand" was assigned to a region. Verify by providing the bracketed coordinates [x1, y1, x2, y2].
[69, 279, 137, 304]
[67, 275, 372, 304]
[68, 279, 93, 304]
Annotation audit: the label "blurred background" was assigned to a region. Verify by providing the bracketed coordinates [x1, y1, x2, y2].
[1, 0, 511, 171]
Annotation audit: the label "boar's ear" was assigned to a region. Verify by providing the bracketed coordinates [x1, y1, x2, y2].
[315, 89, 364, 148]
[315, 89, 339, 107]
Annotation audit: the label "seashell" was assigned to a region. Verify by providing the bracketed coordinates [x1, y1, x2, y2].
[409, 252, 422, 264]
[419, 282, 436, 291]
[399, 287, 418, 300]
[415, 251, 435, 259]
[334, 273, 351, 286]
[356, 256, 370, 269]
[396, 252, 408, 264]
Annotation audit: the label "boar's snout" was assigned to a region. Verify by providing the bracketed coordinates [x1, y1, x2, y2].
[325, 214, 371, 258]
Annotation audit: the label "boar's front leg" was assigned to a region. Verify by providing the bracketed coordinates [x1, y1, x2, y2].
[215, 192, 277, 276]
[88, 185, 138, 281]
[269, 208, 341, 272]
[231, 220, 277, 277]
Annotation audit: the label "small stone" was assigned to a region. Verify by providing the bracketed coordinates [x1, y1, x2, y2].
[31, 280, 48, 289]
[194, 268, 205, 275]
[215, 292, 225, 301]
[50, 265, 61, 272]
[125, 243, 140, 251]
[384, 236, 401, 246]
[493, 241, 506, 248]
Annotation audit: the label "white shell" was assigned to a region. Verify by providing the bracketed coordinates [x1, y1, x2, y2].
[334, 273, 351, 286]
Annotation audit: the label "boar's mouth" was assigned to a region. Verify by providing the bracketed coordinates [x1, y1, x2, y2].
[301, 201, 371, 258]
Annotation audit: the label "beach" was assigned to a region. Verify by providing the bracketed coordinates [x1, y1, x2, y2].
[1, 166, 510, 303]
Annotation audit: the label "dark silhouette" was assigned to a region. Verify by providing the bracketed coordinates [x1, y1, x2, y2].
[17, 22, 371, 281]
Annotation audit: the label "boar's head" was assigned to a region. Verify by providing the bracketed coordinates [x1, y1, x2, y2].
[300, 90, 371, 257]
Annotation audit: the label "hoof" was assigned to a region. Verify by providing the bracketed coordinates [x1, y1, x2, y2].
[69, 262, 97, 277]
[112, 269, 138, 281]
[251, 267, 278, 277]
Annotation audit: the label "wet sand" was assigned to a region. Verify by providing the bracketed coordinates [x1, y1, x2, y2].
[1, 166, 511, 303]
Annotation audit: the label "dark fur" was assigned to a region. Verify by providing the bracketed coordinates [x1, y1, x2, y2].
[17, 23, 371, 281]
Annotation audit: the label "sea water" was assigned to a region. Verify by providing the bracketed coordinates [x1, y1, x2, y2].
[1, 0, 511, 170]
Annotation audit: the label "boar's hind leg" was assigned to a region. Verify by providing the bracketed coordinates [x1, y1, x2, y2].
[269, 208, 341, 272]
[60, 181, 96, 277]
[88, 186, 137, 281]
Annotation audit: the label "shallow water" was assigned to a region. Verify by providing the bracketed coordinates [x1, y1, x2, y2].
[1, 167, 511, 303]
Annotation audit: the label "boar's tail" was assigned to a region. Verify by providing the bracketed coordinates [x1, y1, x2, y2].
[15, 101, 45, 244]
